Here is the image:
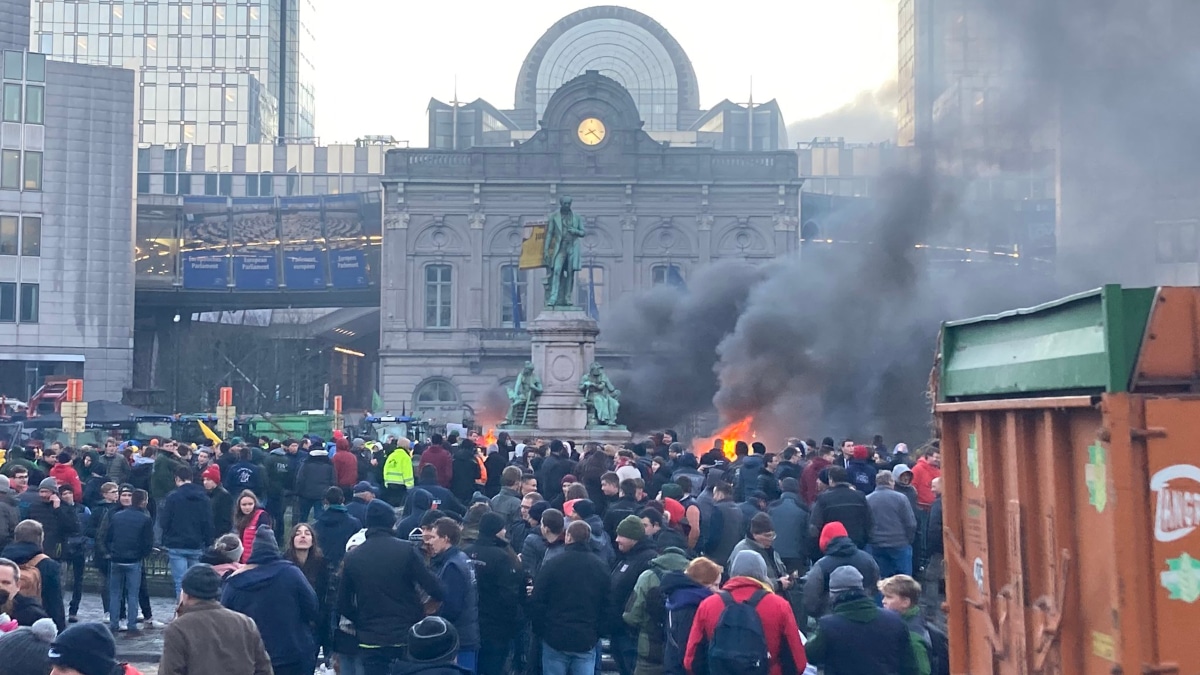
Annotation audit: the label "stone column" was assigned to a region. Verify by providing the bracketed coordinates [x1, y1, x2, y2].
[528, 309, 596, 432]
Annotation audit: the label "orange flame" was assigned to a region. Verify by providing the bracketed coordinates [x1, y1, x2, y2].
[483, 428, 497, 447]
[692, 417, 755, 460]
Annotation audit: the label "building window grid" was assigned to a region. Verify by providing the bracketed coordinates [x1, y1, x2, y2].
[425, 264, 453, 328]
[500, 264, 528, 327]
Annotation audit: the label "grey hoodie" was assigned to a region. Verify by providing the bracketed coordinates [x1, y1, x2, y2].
[866, 484, 916, 549]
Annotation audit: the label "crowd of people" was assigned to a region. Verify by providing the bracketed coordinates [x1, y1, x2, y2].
[0, 429, 947, 675]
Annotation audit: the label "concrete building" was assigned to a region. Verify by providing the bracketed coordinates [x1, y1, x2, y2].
[32, 0, 317, 144]
[380, 71, 801, 423]
[427, 6, 789, 152]
[0, 0, 137, 402]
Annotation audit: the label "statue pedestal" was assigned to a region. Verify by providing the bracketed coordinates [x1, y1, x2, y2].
[514, 308, 631, 445]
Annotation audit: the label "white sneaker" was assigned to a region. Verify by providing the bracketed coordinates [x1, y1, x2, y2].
[141, 618, 167, 629]
[102, 612, 110, 623]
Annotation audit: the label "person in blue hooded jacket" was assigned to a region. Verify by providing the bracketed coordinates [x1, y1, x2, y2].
[221, 523, 319, 675]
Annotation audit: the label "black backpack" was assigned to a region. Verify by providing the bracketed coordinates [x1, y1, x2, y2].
[707, 589, 770, 675]
[927, 622, 950, 675]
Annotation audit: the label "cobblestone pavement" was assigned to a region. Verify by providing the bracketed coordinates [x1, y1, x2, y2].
[72, 592, 178, 664]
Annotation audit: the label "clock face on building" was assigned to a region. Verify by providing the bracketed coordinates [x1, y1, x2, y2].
[577, 117, 607, 145]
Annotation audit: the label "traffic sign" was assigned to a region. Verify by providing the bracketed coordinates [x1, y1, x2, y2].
[219, 387, 233, 407]
[216, 404, 236, 434]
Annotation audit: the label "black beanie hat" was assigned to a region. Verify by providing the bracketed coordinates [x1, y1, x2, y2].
[365, 499, 396, 529]
[478, 511, 506, 540]
[181, 563, 222, 600]
[572, 499, 597, 520]
[248, 525, 281, 563]
[407, 616, 459, 663]
[48, 623, 117, 675]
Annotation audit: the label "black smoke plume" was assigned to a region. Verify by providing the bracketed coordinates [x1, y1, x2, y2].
[606, 1, 1198, 442]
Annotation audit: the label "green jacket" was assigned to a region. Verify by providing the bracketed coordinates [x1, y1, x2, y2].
[901, 605, 932, 675]
[263, 450, 290, 497]
[151, 451, 187, 501]
[622, 547, 690, 675]
[807, 595, 921, 675]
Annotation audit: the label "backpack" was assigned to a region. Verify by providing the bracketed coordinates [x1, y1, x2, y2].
[927, 622, 950, 675]
[707, 589, 770, 675]
[18, 553, 48, 599]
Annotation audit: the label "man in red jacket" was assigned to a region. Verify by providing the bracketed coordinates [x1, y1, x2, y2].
[417, 434, 454, 488]
[685, 550, 807, 675]
[909, 448, 941, 510]
[799, 444, 835, 506]
[332, 437, 360, 498]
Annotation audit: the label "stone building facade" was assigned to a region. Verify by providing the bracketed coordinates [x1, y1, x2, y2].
[379, 72, 801, 424]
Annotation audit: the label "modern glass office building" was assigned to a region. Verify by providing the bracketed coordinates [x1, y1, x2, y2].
[31, 0, 316, 145]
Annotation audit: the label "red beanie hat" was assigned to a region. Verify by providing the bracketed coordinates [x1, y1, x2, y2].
[853, 445, 870, 461]
[662, 498, 685, 528]
[563, 499, 580, 517]
[820, 521, 849, 552]
[201, 464, 221, 485]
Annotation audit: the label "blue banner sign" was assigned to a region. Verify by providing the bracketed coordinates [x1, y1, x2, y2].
[283, 250, 327, 289]
[233, 254, 277, 290]
[330, 250, 368, 288]
[181, 252, 229, 289]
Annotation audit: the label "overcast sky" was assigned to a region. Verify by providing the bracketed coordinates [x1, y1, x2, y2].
[312, 0, 899, 146]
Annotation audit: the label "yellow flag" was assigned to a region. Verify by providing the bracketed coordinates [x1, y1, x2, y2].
[519, 224, 547, 270]
[197, 420, 223, 444]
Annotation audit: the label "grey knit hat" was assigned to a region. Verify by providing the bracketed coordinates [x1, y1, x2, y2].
[0, 619, 58, 675]
[729, 550, 770, 584]
[829, 565, 865, 595]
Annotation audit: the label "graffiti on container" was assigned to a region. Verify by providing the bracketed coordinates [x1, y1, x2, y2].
[973, 557, 985, 594]
[1160, 552, 1200, 603]
[967, 433, 980, 487]
[1086, 443, 1107, 513]
[1150, 463, 1200, 542]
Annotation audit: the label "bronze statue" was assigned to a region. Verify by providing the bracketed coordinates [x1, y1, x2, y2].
[504, 361, 543, 426]
[579, 362, 621, 427]
[543, 196, 585, 308]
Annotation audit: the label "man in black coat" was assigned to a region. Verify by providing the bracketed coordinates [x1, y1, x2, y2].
[529, 520, 611, 675]
[608, 516, 658, 675]
[464, 512, 524, 675]
[312, 486, 361, 570]
[26, 479, 79, 562]
[804, 521, 881, 620]
[808, 466, 872, 548]
[340, 499, 445, 675]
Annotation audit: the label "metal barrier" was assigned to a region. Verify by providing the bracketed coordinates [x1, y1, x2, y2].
[60, 549, 177, 597]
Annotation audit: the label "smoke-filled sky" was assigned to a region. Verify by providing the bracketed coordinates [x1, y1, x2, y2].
[605, 0, 1200, 445]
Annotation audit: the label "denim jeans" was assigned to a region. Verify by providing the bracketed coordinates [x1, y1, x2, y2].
[542, 642, 596, 675]
[610, 625, 638, 675]
[109, 562, 141, 632]
[456, 648, 478, 674]
[868, 544, 914, 578]
[167, 548, 203, 599]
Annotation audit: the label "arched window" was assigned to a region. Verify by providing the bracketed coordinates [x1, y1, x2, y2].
[416, 379, 458, 405]
[651, 263, 684, 287]
[414, 378, 461, 424]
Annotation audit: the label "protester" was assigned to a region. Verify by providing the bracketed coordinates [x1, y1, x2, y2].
[48, 622, 144, 675]
[424, 517, 480, 672]
[464, 511, 523, 675]
[659, 557, 721, 675]
[398, 616, 474, 675]
[160, 564, 273, 675]
[879, 574, 933, 675]
[222, 524, 320, 675]
[684, 550, 808, 675]
[340, 499, 446, 675]
[202, 465, 233, 537]
[804, 521, 881, 620]
[805, 566, 920, 675]
[529, 520, 610, 675]
[160, 465, 213, 599]
[1, 520, 65, 631]
[233, 490, 271, 564]
[623, 542, 690, 675]
[0, 617, 56, 675]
